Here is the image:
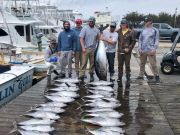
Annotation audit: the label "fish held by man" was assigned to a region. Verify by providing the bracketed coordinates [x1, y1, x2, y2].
[95, 40, 107, 81]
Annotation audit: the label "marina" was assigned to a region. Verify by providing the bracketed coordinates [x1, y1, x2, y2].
[0, 0, 180, 135]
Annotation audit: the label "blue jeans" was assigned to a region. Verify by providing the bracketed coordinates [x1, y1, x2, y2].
[106, 52, 115, 74]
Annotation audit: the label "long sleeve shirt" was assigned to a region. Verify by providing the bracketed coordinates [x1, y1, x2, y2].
[138, 27, 159, 53]
[44, 46, 57, 62]
[117, 28, 136, 53]
[57, 29, 75, 51]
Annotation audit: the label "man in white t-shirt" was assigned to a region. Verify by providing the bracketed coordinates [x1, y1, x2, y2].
[101, 22, 118, 81]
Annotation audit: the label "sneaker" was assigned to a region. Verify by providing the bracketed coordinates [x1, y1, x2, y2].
[53, 70, 59, 76]
[78, 76, 84, 82]
[110, 73, 115, 81]
[126, 74, 131, 81]
[59, 73, 65, 78]
[117, 75, 122, 82]
[90, 74, 94, 82]
[68, 73, 72, 78]
[125, 81, 130, 88]
[118, 80, 123, 87]
[155, 75, 160, 83]
[76, 72, 79, 78]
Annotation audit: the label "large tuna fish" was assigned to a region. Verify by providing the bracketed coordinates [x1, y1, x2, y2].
[95, 40, 107, 81]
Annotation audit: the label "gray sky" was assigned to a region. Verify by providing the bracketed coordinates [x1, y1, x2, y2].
[44, 0, 179, 19]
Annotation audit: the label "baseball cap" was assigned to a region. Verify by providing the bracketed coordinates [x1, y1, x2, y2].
[144, 17, 152, 22]
[110, 22, 117, 27]
[121, 19, 128, 24]
[89, 16, 96, 22]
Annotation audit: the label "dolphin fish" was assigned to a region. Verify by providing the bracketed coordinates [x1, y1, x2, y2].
[95, 40, 107, 81]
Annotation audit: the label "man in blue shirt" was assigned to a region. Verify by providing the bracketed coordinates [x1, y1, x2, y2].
[72, 19, 83, 78]
[58, 21, 75, 78]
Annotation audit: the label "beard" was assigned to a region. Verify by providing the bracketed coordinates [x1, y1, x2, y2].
[64, 27, 70, 31]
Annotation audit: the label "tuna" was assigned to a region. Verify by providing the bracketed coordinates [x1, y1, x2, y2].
[55, 78, 80, 84]
[39, 102, 67, 108]
[48, 91, 79, 98]
[48, 87, 79, 92]
[24, 111, 60, 120]
[88, 90, 113, 97]
[88, 129, 124, 135]
[89, 86, 114, 92]
[85, 100, 121, 108]
[45, 95, 75, 103]
[88, 81, 113, 86]
[84, 94, 104, 99]
[81, 117, 125, 126]
[88, 130, 124, 135]
[34, 106, 65, 114]
[20, 125, 54, 132]
[95, 40, 107, 81]
[86, 108, 115, 113]
[96, 127, 125, 134]
[54, 82, 77, 87]
[18, 119, 55, 126]
[86, 98, 118, 103]
[85, 111, 123, 118]
[18, 130, 50, 135]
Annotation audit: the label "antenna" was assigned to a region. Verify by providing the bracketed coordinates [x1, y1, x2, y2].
[0, 5, 13, 46]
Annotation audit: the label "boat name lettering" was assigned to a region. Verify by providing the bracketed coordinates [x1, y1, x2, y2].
[18, 75, 32, 91]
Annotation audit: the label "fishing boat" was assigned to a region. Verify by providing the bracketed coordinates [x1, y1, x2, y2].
[0, 65, 34, 107]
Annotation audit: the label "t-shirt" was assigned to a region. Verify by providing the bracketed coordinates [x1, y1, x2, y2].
[72, 27, 82, 51]
[79, 25, 100, 49]
[102, 30, 118, 53]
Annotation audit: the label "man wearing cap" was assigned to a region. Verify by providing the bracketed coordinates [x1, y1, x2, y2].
[45, 39, 59, 84]
[137, 17, 160, 83]
[72, 19, 83, 78]
[100, 22, 118, 81]
[58, 21, 75, 78]
[117, 19, 136, 87]
[79, 16, 100, 82]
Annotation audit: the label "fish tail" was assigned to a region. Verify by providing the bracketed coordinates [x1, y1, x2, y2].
[65, 82, 70, 87]
[8, 120, 17, 134]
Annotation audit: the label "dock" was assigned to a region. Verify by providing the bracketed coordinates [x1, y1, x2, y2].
[0, 53, 175, 135]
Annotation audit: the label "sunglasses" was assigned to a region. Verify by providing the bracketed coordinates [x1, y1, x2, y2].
[110, 26, 116, 28]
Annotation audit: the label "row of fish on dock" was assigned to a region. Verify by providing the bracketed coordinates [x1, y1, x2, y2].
[10, 78, 125, 135]
[11, 78, 80, 135]
[81, 81, 125, 135]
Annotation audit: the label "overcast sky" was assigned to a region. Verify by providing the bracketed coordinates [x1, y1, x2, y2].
[42, 0, 179, 19]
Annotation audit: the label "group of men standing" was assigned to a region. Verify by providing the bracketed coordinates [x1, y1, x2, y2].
[45, 16, 160, 86]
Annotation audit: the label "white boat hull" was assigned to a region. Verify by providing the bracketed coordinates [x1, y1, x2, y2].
[0, 66, 34, 107]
